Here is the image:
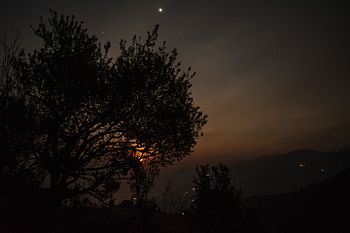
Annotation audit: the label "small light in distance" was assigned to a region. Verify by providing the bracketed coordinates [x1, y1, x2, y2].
[158, 8, 163, 13]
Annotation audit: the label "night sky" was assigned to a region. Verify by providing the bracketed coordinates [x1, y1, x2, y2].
[1, 0, 350, 163]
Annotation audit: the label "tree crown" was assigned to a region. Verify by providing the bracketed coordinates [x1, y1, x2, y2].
[1, 10, 207, 206]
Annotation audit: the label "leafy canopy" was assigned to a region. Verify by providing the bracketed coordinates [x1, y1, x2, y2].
[0, 10, 207, 206]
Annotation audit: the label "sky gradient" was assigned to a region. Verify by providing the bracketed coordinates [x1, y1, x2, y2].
[1, 0, 350, 163]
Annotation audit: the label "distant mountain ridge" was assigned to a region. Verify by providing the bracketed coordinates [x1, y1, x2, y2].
[244, 166, 350, 232]
[230, 148, 350, 196]
[154, 148, 350, 199]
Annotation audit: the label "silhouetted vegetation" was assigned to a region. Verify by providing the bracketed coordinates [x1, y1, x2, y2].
[190, 164, 264, 233]
[0, 10, 207, 209]
[1, 9, 349, 233]
[129, 158, 159, 209]
[0, 32, 45, 200]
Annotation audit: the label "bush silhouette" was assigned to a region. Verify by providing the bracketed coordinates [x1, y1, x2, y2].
[191, 164, 263, 233]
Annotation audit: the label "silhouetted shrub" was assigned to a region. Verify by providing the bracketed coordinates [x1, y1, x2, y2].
[191, 164, 264, 233]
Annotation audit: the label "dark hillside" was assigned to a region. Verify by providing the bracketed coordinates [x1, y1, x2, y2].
[245, 166, 350, 233]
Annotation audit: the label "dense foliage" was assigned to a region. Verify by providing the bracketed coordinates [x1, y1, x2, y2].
[0, 10, 207, 206]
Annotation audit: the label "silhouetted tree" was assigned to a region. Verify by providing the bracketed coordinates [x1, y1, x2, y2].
[0, 10, 207, 207]
[192, 164, 243, 233]
[0, 32, 21, 96]
[127, 159, 160, 233]
[0, 33, 44, 198]
[129, 158, 159, 209]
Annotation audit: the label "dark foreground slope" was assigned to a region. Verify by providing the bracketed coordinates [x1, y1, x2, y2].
[245, 166, 350, 233]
